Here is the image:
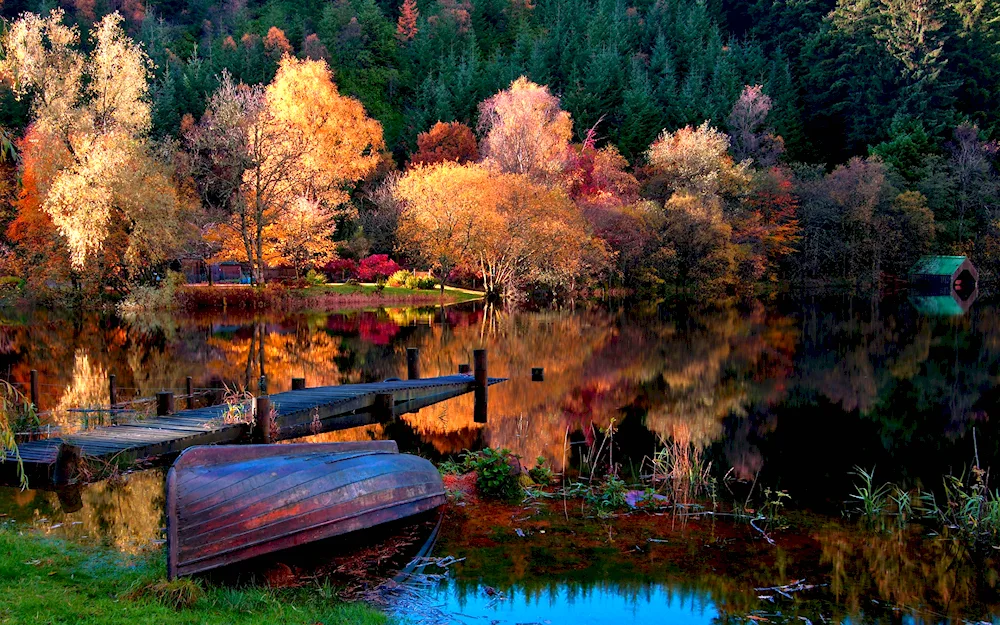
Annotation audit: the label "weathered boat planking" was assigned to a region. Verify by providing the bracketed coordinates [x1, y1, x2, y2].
[166, 441, 446, 579]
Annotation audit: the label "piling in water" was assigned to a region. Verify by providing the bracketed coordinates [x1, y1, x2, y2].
[407, 348, 420, 380]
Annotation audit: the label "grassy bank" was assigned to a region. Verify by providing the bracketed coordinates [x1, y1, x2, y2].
[300, 283, 484, 305]
[175, 283, 483, 312]
[0, 528, 388, 625]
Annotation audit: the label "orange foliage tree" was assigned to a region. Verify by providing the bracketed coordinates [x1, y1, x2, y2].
[396, 162, 606, 298]
[1, 10, 187, 290]
[410, 121, 478, 166]
[396, 0, 419, 41]
[562, 131, 639, 204]
[263, 26, 292, 59]
[395, 162, 495, 289]
[478, 77, 572, 179]
[6, 126, 72, 288]
[731, 168, 801, 282]
[187, 57, 384, 282]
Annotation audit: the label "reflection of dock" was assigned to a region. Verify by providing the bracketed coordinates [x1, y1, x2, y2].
[2, 372, 503, 487]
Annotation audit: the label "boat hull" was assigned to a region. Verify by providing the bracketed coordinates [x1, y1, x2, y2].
[166, 441, 446, 578]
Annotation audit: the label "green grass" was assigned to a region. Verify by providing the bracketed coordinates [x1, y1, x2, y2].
[302, 283, 484, 303]
[0, 528, 389, 625]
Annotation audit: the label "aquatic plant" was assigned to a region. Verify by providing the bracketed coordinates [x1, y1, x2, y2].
[919, 466, 1000, 547]
[848, 466, 914, 529]
[850, 466, 893, 519]
[642, 437, 716, 506]
[466, 448, 523, 502]
[761, 487, 791, 524]
[586, 475, 629, 512]
[528, 456, 553, 485]
[220, 385, 256, 426]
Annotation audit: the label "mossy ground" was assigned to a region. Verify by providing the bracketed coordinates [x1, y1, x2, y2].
[0, 528, 389, 625]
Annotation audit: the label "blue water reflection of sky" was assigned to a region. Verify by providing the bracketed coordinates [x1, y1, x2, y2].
[421, 582, 718, 625]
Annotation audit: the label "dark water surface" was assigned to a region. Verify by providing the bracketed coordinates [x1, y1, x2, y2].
[1, 294, 999, 623]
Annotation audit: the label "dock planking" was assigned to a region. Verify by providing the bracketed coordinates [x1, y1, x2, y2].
[1, 374, 504, 486]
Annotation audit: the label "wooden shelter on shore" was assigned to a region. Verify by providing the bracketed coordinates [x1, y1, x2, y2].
[909, 255, 979, 315]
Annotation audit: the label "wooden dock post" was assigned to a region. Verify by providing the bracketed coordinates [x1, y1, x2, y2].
[53, 443, 81, 486]
[157, 392, 175, 416]
[458, 363, 471, 374]
[29, 370, 39, 409]
[292, 378, 306, 390]
[474, 349, 487, 423]
[374, 393, 395, 420]
[109, 374, 118, 408]
[186, 377, 194, 399]
[532, 367, 544, 382]
[407, 348, 420, 380]
[254, 397, 273, 443]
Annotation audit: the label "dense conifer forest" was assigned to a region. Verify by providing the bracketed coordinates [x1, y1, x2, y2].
[0, 0, 997, 301]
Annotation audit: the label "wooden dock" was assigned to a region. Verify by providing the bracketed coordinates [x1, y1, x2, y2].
[2, 374, 503, 487]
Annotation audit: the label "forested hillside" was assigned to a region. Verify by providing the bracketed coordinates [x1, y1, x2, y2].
[0, 0, 998, 302]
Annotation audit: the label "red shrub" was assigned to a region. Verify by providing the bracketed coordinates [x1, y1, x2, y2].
[357, 255, 401, 282]
[324, 258, 358, 281]
[447, 264, 481, 288]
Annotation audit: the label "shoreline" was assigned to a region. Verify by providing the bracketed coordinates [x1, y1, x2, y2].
[175, 282, 484, 312]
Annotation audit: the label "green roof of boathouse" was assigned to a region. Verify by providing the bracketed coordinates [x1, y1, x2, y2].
[910, 255, 969, 277]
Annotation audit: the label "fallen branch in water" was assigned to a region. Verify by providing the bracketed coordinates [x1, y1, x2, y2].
[749, 515, 776, 545]
[407, 555, 466, 569]
[754, 578, 823, 600]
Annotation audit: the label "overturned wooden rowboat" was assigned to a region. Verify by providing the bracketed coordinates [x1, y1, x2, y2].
[166, 441, 445, 579]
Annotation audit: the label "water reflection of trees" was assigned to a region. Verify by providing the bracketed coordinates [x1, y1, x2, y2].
[816, 524, 1000, 620]
[437, 508, 1000, 623]
[2, 297, 999, 489]
[0, 470, 165, 554]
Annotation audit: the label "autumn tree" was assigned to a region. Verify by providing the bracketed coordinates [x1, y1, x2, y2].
[5, 126, 73, 289]
[478, 77, 572, 179]
[396, 0, 419, 42]
[796, 156, 895, 285]
[728, 85, 784, 166]
[187, 57, 384, 283]
[395, 162, 492, 290]
[645, 122, 751, 206]
[562, 131, 639, 204]
[1, 10, 186, 290]
[0, 126, 17, 249]
[396, 162, 606, 299]
[731, 168, 801, 282]
[274, 197, 337, 276]
[263, 26, 293, 59]
[660, 192, 737, 293]
[302, 33, 331, 62]
[946, 123, 1000, 244]
[410, 121, 478, 166]
[881, 190, 935, 276]
[490, 177, 608, 296]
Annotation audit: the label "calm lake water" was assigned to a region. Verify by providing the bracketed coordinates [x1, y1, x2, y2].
[1, 293, 999, 623]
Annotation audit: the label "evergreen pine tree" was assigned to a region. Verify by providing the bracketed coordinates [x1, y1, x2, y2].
[618, 61, 664, 160]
